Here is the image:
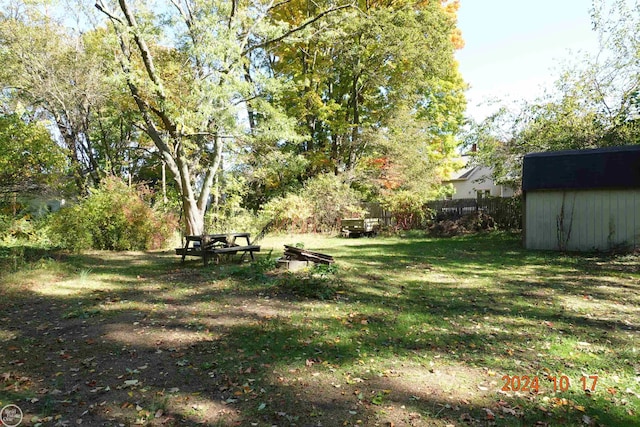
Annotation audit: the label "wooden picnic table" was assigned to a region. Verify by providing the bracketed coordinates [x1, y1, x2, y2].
[175, 232, 260, 266]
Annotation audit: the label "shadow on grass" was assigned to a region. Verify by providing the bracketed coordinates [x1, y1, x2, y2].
[0, 233, 638, 426]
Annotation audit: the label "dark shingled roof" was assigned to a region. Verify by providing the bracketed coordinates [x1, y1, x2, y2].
[457, 166, 478, 180]
[522, 145, 640, 192]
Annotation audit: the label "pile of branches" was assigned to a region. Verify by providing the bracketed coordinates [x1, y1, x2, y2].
[428, 211, 496, 237]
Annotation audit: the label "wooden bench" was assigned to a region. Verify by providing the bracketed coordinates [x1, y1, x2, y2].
[175, 233, 261, 266]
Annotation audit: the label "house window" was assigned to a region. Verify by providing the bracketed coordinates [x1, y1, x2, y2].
[476, 190, 490, 199]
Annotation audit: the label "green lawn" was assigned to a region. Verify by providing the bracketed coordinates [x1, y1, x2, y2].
[0, 232, 638, 426]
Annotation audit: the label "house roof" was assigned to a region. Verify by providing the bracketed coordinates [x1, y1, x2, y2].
[449, 165, 478, 181]
[522, 145, 640, 192]
[444, 155, 479, 182]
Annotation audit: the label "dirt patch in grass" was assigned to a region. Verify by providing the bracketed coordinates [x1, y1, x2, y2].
[0, 235, 639, 426]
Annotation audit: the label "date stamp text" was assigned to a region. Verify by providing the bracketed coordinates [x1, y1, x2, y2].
[501, 374, 599, 393]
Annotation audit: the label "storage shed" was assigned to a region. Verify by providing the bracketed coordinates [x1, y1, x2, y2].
[522, 145, 640, 251]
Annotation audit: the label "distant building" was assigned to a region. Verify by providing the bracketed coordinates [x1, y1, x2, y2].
[443, 146, 515, 200]
[27, 196, 66, 216]
[523, 145, 640, 251]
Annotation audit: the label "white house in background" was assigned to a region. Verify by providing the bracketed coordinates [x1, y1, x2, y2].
[443, 147, 515, 200]
[27, 196, 65, 216]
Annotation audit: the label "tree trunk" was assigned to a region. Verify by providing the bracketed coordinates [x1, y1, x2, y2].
[57, 121, 88, 195]
[348, 71, 360, 172]
[97, 0, 222, 237]
[183, 197, 205, 236]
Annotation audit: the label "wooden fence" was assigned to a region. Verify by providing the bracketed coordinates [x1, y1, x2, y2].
[361, 202, 393, 227]
[426, 197, 522, 229]
[358, 196, 522, 231]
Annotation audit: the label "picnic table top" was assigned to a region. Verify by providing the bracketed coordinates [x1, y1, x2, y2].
[185, 232, 251, 241]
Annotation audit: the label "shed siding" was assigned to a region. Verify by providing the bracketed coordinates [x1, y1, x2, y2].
[525, 190, 640, 251]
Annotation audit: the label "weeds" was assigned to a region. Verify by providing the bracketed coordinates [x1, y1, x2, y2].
[274, 263, 340, 300]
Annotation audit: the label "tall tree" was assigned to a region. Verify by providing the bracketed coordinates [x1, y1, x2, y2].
[94, 0, 350, 235]
[0, 113, 67, 194]
[264, 0, 466, 195]
[0, 8, 111, 193]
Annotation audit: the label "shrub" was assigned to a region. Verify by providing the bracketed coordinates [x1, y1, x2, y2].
[0, 214, 53, 247]
[49, 177, 177, 251]
[259, 174, 365, 234]
[303, 174, 365, 232]
[259, 193, 313, 233]
[205, 175, 259, 234]
[0, 214, 55, 272]
[380, 191, 427, 230]
[208, 209, 258, 235]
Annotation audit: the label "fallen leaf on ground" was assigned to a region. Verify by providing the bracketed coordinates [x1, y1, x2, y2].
[484, 408, 495, 420]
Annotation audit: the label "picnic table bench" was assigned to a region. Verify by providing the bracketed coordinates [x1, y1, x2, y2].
[175, 233, 260, 266]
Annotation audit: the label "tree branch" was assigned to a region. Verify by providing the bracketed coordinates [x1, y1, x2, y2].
[94, 0, 123, 24]
[170, 0, 191, 27]
[229, 0, 236, 29]
[241, 3, 353, 56]
[117, 0, 166, 100]
[268, 0, 292, 12]
[197, 135, 223, 211]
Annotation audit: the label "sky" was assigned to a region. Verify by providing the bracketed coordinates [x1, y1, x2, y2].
[456, 0, 602, 122]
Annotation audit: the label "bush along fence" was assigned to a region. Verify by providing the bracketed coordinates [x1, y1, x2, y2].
[426, 196, 522, 230]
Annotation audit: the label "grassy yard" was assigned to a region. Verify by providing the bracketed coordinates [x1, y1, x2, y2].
[0, 232, 638, 426]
